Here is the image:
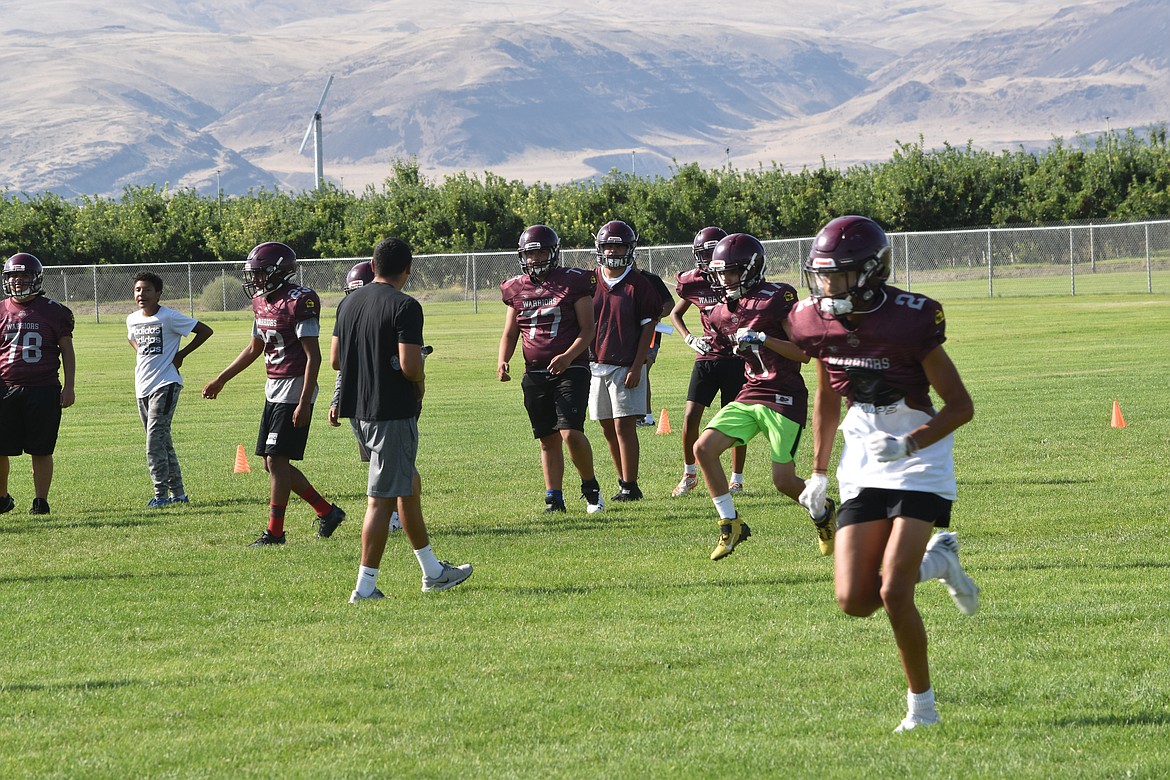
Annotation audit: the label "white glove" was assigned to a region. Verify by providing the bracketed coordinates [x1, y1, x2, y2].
[735, 327, 766, 346]
[799, 473, 828, 517]
[865, 432, 920, 462]
[684, 333, 713, 355]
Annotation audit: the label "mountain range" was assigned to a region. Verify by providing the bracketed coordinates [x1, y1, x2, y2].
[1, 0, 1165, 199]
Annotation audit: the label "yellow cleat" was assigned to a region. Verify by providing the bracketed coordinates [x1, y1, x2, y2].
[812, 497, 837, 557]
[711, 517, 751, 560]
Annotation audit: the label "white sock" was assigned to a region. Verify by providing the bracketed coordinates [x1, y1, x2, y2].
[712, 493, 736, 520]
[414, 544, 444, 579]
[683, 463, 697, 476]
[908, 687, 937, 718]
[355, 565, 379, 597]
[919, 547, 947, 582]
[730, 472, 744, 484]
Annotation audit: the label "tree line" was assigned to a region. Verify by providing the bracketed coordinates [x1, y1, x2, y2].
[2, 127, 1168, 266]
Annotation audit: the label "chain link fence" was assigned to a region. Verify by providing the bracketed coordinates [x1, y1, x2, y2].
[38, 218, 1170, 322]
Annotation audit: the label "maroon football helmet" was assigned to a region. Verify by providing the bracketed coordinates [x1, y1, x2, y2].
[708, 233, 766, 301]
[344, 261, 374, 294]
[242, 241, 297, 298]
[594, 220, 637, 268]
[3, 253, 45, 301]
[517, 225, 561, 281]
[691, 226, 727, 273]
[804, 216, 891, 315]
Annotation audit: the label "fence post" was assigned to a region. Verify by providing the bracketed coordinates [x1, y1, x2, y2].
[1069, 228, 1076, 296]
[472, 254, 478, 314]
[987, 228, 994, 298]
[903, 234, 911, 291]
[1089, 224, 1096, 272]
[62, 267, 69, 303]
[464, 255, 470, 302]
[93, 265, 100, 324]
[1146, 223, 1153, 293]
[221, 268, 227, 311]
[188, 263, 195, 317]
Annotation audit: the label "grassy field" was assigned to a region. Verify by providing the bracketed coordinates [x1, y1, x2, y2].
[2, 293, 1169, 778]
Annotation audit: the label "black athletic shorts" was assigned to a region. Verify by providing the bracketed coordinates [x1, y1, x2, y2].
[522, 367, 589, 439]
[836, 487, 952, 529]
[686, 357, 746, 408]
[0, 385, 63, 456]
[256, 400, 312, 460]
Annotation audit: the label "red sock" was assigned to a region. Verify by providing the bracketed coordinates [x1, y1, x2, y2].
[268, 503, 287, 536]
[295, 485, 333, 516]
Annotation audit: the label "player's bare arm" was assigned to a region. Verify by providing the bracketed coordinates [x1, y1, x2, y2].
[669, 297, 693, 338]
[904, 345, 974, 450]
[548, 295, 595, 375]
[497, 305, 520, 381]
[810, 359, 842, 475]
[59, 334, 76, 409]
[293, 335, 321, 428]
[623, 320, 657, 389]
[202, 337, 263, 398]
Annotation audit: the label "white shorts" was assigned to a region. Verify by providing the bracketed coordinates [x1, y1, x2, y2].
[588, 362, 649, 421]
[836, 400, 957, 503]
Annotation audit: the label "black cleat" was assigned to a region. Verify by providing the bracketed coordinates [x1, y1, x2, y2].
[611, 481, 644, 502]
[248, 529, 286, 547]
[316, 504, 346, 538]
[29, 498, 50, 515]
[0, 495, 14, 514]
[544, 498, 567, 513]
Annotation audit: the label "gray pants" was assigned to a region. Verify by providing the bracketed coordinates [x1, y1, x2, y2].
[138, 384, 185, 499]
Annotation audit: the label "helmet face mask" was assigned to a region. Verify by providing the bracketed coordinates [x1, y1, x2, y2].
[708, 233, 766, 302]
[692, 226, 727, 274]
[344, 261, 374, 295]
[804, 216, 891, 316]
[517, 225, 561, 281]
[242, 242, 297, 298]
[594, 220, 637, 269]
[3, 253, 45, 301]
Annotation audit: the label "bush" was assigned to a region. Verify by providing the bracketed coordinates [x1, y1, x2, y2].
[199, 274, 252, 312]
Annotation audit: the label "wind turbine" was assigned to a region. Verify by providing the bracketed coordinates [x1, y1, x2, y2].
[298, 75, 334, 191]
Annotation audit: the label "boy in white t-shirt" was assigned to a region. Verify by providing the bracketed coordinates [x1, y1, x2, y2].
[126, 272, 213, 507]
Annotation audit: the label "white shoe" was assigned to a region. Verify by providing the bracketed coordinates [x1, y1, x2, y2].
[894, 711, 940, 733]
[671, 475, 697, 497]
[422, 561, 473, 592]
[390, 510, 402, 532]
[586, 494, 605, 514]
[927, 531, 980, 615]
[349, 588, 385, 604]
[728, 480, 744, 494]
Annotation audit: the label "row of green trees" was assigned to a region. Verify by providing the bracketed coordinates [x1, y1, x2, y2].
[2, 127, 1168, 266]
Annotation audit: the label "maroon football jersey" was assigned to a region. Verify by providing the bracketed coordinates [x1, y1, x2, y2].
[0, 296, 75, 387]
[251, 284, 321, 381]
[591, 269, 663, 366]
[675, 268, 737, 360]
[786, 285, 946, 411]
[501, 267, 597, 372]
[706, 281, 807, 423]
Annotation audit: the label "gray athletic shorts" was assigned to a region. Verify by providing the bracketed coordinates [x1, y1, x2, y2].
[350, 417, 418, 498]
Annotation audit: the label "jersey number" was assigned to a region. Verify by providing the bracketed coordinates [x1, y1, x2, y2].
[259, 328, 286, 365]
[4, 330, 43, 365]
[518, 306, 562, 339]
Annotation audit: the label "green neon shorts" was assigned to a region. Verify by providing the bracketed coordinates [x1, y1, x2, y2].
[706, 401, 803, 463]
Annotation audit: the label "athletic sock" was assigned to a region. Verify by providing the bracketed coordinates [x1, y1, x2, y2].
[268, 503, 286, 536]
[355, 565, 379, 597]
[730, 471, 744, 484]
[683, 463, 697, 476]
[908, 687, 937, 719]
[546, 489, 564, 504]
[712, 493, 736, 520]
[414, 544, 444, 579]
[295, 485, 333, 516]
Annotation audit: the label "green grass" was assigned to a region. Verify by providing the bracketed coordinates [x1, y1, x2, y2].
[2, 295, 1169, 778]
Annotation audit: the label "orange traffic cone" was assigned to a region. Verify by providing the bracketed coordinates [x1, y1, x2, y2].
[656, 408, 672, 434]
[1111, 400, 1127, 429]
[234, 444, 252, 473]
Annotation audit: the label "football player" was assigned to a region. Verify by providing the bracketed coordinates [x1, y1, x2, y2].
[588, 220, 663, 502]
[0, 253, 75, 516]
[692, 234, 834, 560]
[668, 226, 749, 497]
[788, 215, 979, 732]
[202, 241, 346, 545]
[498, 225, 604, 514]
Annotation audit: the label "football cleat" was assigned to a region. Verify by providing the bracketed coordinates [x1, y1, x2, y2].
[422, 561, 473, 592]
[169, 495, 190, 505]
[248, 529, 286, 547]
[812, 497, 837, 556]
[728, 480, 744, 494]
[710, 517, 751, 560]
[316, 504, 346, 538]
[544, 497, 567, 513]
[0, 495, 16, 514]
[390, 510, 402, 532]
[581, 484, 605, 514]
[611, 482, 644, 502]
[29, 498, 50, 515]
[894, 711, 941, 733]
[671, 475, 698, 497]
[926, 531, 980, 615]
[349, 588, 385, 604]
[146, 497, 170, 509]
